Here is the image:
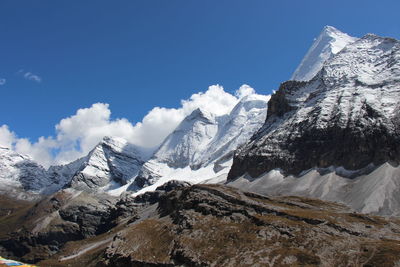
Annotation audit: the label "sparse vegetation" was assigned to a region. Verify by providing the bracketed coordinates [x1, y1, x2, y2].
[1, 184, 400, 266]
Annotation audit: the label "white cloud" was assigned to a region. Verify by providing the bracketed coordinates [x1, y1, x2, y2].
[24, 72, 42, 83]
[181, 85, 238, 116]
[14, 137, 55, 167]
[2, 84, 261, 167]
[235, 84, 256, 99]
[0, 125, 55, 166]
[18, 70, 42, 83]
[0, 125, 16, 148]
[53, 103, 138, 164]
[0, 78, 6, 85]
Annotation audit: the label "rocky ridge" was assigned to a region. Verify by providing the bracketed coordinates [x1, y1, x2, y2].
[1, 183, 400, 266]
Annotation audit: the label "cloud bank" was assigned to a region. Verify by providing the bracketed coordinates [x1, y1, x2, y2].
[0, 84, 260, 167]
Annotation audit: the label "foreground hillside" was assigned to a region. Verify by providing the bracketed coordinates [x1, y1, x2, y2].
[1, 183, 400, 266]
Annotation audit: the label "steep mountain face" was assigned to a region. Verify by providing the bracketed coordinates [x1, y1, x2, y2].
[152, 108, 219, 169]
[2, 183, 400, 266]
[202, 94, 271, 168]
[132, 95, 269, 191]
[229, 34, 400, 181]
[0, 147, 53, 198]
[291, 25, 357, 81]
[153, 94, 270, 170]
[66, 136, 147, 192]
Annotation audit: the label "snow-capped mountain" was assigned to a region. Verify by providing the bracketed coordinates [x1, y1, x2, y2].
[65, 136, 148, 192]
[0, 147, 53, 198]
[152, 93, 270, 170]
[130, 94, 269, 192]
[228, 32, 400, 215]
[0, 136, 149, 198]
[152, 108, 219, 169]
[201, 94, 271, 168]
[291, 25, 357, 81]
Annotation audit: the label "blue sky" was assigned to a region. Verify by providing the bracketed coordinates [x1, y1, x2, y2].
[0, 0, 399, 165]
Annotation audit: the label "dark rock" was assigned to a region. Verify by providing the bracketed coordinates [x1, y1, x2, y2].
[155, 180, 191, 192]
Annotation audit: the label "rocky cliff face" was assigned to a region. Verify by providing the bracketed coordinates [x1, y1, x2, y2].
[229, 34, 400, 180]
[2, 183, 400, 266]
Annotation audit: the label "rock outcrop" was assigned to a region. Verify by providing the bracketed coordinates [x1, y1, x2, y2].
[2, 184, 400, 266]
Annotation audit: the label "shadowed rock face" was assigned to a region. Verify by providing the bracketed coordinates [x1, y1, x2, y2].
[0, 189, 118, 263]
[2, 183, 400, 266]
[228, 34, 400, 180]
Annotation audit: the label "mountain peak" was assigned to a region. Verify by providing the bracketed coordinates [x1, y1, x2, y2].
[291, 26, 358, 81]
[322, 25, 342, 35]
[185, 108, 215, 122]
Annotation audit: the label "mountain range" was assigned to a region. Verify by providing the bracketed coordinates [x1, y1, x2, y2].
[0, 91, 270, 198]
[1, 26, 400, 266]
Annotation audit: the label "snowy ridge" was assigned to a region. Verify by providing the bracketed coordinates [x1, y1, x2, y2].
[67, 136, 147, 192]
[291, 26, 357, 81]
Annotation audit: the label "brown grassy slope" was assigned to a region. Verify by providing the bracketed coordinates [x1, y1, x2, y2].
[2, 184, 400, 266]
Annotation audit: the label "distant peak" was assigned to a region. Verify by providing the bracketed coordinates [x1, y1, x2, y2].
[186, 108, 214, 121]
[100, 136, 128, 145]
[318, 26, 354, 42]
[291, 26, 357, 81]
[363, 33, 381, 40]
[93, 136, 129, 152]
[101, 135, 113, 142]
[322, 25, 336, 32]
[322, 25, 341, 34]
